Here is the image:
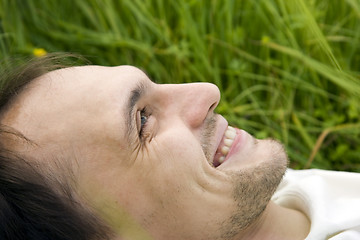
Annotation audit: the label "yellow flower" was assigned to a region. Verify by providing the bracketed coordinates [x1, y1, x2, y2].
[261, 36, 270, 45]
[33, 48, 47, 57]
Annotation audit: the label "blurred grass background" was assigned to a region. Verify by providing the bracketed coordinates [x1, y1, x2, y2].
[0, 0, 359, 171]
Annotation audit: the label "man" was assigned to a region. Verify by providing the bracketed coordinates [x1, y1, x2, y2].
[0, 55, 359, 240]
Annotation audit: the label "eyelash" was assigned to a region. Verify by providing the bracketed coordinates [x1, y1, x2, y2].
[139, 106, 150, 139]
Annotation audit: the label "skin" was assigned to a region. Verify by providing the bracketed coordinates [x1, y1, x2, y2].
[2, 65, 310, 240]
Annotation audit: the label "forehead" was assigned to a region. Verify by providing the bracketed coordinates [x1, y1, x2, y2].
[2, 65, 149, 151]
[40, 65, 147, 92]
[13, 64, 148, 111]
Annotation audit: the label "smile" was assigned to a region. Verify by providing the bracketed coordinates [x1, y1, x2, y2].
[213, 126, 237, 167]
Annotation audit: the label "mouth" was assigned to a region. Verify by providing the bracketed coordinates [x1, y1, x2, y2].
[212, 125, 237, 167]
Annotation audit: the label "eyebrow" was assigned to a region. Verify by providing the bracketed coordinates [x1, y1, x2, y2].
[125, 80, 148, 145]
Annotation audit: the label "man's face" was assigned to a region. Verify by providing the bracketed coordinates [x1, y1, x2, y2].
[4, 66, 287, 239]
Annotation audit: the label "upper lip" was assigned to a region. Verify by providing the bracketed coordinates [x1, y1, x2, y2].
[209, 115, 228, 165]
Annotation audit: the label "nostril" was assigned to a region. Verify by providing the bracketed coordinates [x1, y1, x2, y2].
[209, 101, 218, 112]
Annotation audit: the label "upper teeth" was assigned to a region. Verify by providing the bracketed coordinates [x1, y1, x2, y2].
[221, 146, 229, 155]
[219, 126, 236, 163]
[225, 128, 236, 139]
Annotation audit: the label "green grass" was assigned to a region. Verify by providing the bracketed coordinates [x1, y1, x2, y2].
[1, 0, 359, 171]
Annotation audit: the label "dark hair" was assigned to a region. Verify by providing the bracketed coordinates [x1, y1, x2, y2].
[0, 54, 112, 240]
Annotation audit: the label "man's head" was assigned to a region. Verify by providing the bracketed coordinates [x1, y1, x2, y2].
[0, 56, 288, 240]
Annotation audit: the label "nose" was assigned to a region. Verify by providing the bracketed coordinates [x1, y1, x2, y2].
[158, 83, 220, 128]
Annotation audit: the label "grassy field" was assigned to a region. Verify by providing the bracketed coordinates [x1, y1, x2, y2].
[0, 0, 359, 171]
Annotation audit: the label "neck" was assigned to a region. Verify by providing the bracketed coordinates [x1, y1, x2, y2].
[238, 201, 310, 240]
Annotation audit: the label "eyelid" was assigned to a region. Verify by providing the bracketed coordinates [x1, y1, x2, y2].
[135, 110, 141, 133]
[134, 106, 149, 138]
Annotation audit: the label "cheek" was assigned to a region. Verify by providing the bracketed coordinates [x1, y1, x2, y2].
[151, 131, 206, 169]
[137, 132, 206, 192]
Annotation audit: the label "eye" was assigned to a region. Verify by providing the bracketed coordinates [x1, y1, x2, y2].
[139, 107, 149, 138]
[140, 114, 147, 127]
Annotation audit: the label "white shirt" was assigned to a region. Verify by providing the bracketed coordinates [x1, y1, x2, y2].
[272, 169, 360, 240]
